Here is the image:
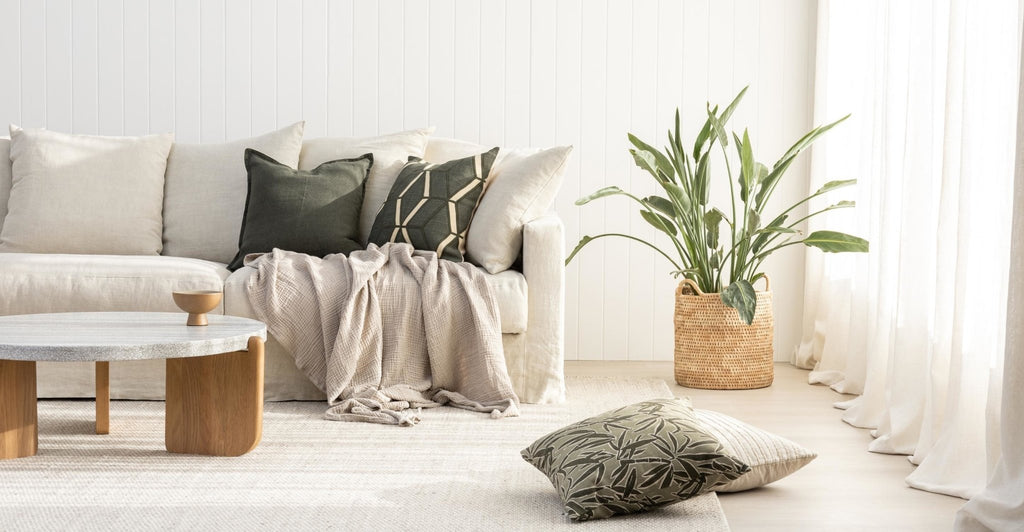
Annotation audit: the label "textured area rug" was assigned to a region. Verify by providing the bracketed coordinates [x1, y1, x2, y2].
[0, 377, 729, 531]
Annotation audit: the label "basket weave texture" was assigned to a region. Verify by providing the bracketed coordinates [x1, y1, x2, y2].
[673, 279, 774, 390]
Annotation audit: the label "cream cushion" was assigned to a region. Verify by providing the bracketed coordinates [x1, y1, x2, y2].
[0, 137, 10, 235]
[0, 127, 173, 255]
[0, 252, 230, 400]
[299, 128, 433, 244]
[695, 409, 817, 492]
[222, 263, 529, 334]
[162, 122, 305, 263]
[0, 252, 229, 316]
[424, 138, 572, 273]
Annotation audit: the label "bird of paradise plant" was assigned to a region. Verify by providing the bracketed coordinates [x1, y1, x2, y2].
[566, 87, 868, 324]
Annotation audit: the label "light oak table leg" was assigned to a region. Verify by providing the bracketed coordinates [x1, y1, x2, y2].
[96, 361, 109, 435]
[0, 359, 37, 459]
[165, 336, 264, 456]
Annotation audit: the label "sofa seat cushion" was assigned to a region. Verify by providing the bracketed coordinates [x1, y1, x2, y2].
[224, 263, 528, 334]
[0, 253, 229, 315]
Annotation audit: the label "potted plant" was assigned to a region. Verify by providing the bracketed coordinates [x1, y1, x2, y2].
[566, 87, 868, 389]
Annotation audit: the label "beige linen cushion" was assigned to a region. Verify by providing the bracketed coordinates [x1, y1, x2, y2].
[0, 137, 10, 235]
[696, 409, 817, 492]
[299, 128, 433, 243]
[0, 252, 229, 400]
[425, 137, 572, 273]
[0, 126, 173, 255]
[0, 252, 229, 316]
[162, 122, 305, 263]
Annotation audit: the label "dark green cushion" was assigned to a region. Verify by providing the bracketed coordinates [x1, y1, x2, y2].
[521, 398, 750, 522]
[227, 149, 373, 271]
[367, 147, 498, 262]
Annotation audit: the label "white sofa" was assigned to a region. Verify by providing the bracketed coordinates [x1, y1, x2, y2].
[0, 135, 566, 404]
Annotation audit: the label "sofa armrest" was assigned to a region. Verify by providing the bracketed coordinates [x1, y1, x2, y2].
[520, 213, 566, 403]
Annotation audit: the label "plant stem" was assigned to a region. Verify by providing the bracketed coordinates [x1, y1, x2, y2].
[717, 141, 737, 288]
[580, 233, 686, 273]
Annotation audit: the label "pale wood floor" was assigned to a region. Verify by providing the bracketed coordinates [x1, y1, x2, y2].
[564, 361, 965, 531]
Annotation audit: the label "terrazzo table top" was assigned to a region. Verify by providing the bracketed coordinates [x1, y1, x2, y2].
[0, 312, 267, 362]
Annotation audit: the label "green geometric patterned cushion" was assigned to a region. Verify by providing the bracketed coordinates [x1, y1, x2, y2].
[368, 147, 498, 262]
[521, 398, 750, 522]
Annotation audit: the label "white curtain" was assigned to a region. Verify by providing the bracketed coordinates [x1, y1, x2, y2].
[954, 23, 1024, 532]
[796, 0, 1021, 502]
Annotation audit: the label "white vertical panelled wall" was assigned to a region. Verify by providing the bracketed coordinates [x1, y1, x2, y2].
[0, 0, 817, 362]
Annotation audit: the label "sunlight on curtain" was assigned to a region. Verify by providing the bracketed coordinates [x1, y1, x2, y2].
[796, 0, 1021, 500]
[955, 29, 1024, 530]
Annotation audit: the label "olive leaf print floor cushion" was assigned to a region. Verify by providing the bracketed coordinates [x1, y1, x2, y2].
[521, 398, 750, 522]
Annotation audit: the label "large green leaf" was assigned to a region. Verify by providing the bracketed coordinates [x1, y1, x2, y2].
[695, 87, 747, 161]
[754, 162, 770, 184]
[720, 279, 757, 325]
[643, 196, 677, 218]
[813, 179, 856, 195]
[707, 105, 729, 147]
[752, 225, 793, 254]
[751, 214, 789, 253]
[754, 117, 851, 210]
[745, 209, 761, 234]
[575, 186, 624, 206]
[692, 105, 719, 159]
[565, 235, 595, 265]
[704, 209, 724, 249]
[661, 181, 692, 212]
[755, 225, 797, 236]
[641, 210, 677, 236]
[695, 151, 711, 205]
[738, 129, 754, 202]
[629, 149, 660, 180]
[803, 230, 869, 253]
[805, 200, 856, 219]
[675, 108, 682, 153]
[719, 86, 749, 125]
[777, 114, 850, 164]
[628, 133, 675, 179]
[665, 126, 687, 184]
[754, 158, 793, 209]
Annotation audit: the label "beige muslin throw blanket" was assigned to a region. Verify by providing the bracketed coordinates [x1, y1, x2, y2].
[244, 244, 520, 426]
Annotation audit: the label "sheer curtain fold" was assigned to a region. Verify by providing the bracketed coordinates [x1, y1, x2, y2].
[956, 16, 1024, 530]
[799, 0, 1020, 504]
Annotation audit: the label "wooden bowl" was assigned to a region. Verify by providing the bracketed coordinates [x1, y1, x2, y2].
[172, 290, 223, 326]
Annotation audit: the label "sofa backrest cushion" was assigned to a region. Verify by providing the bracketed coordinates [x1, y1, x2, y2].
[162, 122, 305, 264]
[425, 137, 572, 274]
[0, 137, 10, 236]
[0, 127, 173, 255]
[299, 128, 433, 244]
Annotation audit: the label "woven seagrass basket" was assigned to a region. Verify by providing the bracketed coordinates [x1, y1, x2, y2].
[673, 277, 774, 390]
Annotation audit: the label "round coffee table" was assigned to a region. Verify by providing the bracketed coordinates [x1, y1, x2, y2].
[0, 312, 267, 459]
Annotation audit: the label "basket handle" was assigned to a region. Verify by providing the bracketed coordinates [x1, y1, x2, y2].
[676, 278, 704, 297]
[676, 276, 771, 296]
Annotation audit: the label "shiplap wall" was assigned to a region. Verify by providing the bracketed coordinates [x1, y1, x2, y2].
[0, 0, 817, 362]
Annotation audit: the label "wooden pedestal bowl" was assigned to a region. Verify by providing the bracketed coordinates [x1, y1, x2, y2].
[172, 290, 223, 326]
